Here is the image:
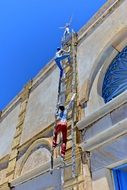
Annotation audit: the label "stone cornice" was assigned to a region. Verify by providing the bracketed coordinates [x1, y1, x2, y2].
[77, 91, 127, 130]
[80, 117, 127, 151]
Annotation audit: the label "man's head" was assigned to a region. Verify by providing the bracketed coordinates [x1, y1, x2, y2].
[59, 104, 65, 111]
[65, 23, 69, 27]
[57, 47, 61, 51]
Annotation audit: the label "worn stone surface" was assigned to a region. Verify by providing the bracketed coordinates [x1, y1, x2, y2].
[0, 182, 10, 190]
[0, 105, 20, 159]
[85, 68, 105, 116]
[21, 147, 51, 175]
[111, 102, 127, 125]
[77, 0, 127, 105]
[91, 133, 127, 172]
[0, 168, 7, 185]
[92, 169, 113, 190]
[84, 114, 112, 141]
[0, 1, 127, 190]
[20, 68, 59, 144]
[13, 169, 61, 190]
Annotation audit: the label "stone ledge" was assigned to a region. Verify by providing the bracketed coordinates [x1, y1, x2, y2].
[10, 157, 62, 187]
[80, 117, 127, 151]
[77, 91, 127, 130]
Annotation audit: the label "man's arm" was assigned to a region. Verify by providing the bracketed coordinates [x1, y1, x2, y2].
[55, 106, 59, 118]
[62, 46, 70, 54]
[66, 93, 76, 111]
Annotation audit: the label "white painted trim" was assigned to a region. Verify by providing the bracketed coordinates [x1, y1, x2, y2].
[79, 118, 127, 151]
[77, 91, 127, 130]
[107, 158, 127, 169]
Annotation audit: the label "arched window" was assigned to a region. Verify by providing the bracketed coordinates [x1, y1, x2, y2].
[102, 46, 127, 103]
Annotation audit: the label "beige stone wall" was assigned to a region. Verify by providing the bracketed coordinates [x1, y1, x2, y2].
[77, 1, 127, 190]
[20, 66, 59, 144]
[92, 169, 113, 190]
[21, 147, 50, 175]
[77, 0, 127, 115]
[0, 104, 20, 159]
[85, 48, 118, 116]
[15, 139, 51, 178]
[0, 1, 127, 189]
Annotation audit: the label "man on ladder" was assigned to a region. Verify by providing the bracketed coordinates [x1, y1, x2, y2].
[63, 23, 70, 41]
[59, 16, 72, 43]
[54, 46, 71, 78]
[52, 93, 76, 158]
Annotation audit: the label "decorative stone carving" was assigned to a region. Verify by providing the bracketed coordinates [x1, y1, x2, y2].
[21, 147, 50, 175]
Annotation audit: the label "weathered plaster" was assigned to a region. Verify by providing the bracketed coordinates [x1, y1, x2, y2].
[92, 169, 113, 190]
[77, 0, 127, 103]
[0, 104, 20, 159]
[20, 67, 59, 144]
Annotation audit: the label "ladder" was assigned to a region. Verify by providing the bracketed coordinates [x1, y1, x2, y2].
[51, 31, 78, 187]
[50, 73, 62, 174]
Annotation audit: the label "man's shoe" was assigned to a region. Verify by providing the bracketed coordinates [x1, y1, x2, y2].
[52, 142, 57, 148]
[61, 153, 65, 159]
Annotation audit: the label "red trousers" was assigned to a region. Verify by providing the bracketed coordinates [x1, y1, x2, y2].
[52, 121, 67, 157]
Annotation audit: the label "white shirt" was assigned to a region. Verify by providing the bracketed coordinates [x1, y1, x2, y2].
[55, 94, 76, 122]
[64, 27, 70, 34]
[55, 50, 61, 58]
[56, 110, 67, 122]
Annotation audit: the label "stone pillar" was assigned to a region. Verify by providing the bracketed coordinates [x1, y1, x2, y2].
[6, 80, 33, 183]
[0, 182, 10, 190]
[80, 151, 93, 190]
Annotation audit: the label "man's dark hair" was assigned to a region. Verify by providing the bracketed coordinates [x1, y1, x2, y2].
[57, 47, 61, 51]
[59, 105, 65, 111]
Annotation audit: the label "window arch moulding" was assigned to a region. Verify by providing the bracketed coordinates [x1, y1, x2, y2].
[81, 27, 127, 106]
[102, 45, 127, 103]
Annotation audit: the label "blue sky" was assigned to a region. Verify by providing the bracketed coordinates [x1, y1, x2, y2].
[0, 0, 107, 110]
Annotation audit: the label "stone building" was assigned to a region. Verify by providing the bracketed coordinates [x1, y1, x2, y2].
[0, 0, 127, 189]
